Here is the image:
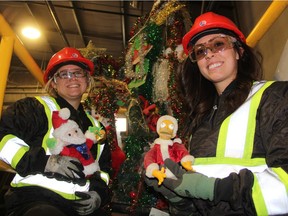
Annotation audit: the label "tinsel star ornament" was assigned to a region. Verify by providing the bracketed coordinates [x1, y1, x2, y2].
[78, 40, 106, 60]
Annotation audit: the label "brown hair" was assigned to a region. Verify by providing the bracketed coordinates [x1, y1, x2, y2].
[177, 38, 263, 135]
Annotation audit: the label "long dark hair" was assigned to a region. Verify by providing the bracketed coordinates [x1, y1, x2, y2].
[177, 38, 263, 135]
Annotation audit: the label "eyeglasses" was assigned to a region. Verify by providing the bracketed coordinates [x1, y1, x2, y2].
[54, 68, 88, 79]
[188, 35, 236, 62]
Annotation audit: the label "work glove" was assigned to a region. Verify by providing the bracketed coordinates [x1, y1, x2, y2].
[73, 191, 101, 215]
[163, 159, 216, 201]
[44, 155, 85, 185]
[145, 176, 182, 203]
[145, 176, 197, 216]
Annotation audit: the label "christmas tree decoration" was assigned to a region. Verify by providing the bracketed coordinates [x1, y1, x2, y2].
[139, 95, 160, 132]
[81, 1, 193, 214]
[125, 23, 162, 90]
[151, 0, 185, 26]
[152, 58, 171, 103]
[78, 40, 106, 63]
[84, 75, 131, 179]
[92, 54, 124, 79]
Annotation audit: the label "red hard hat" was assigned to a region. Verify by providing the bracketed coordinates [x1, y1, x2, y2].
[182, 12, 246, 54]
[43, 47, 94, 83]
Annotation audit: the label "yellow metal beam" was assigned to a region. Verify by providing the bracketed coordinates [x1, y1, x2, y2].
[0, 37, 14, 114]
[247, 0, 288, 48]
[0, 13, 44, 85]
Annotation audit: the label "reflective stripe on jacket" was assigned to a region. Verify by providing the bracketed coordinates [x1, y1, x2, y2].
[193, 81, 288, 215]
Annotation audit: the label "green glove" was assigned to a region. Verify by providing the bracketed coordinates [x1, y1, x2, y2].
[145, 176, 197, 215]
[163, 159, 216, 201]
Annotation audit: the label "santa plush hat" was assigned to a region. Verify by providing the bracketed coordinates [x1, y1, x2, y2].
[52, 108, 81, 140]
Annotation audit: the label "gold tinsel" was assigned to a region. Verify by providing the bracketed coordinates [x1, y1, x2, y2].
[152, 1, 185, 26]
[78, 40, 106, 60]
[91, 76, 131, 99]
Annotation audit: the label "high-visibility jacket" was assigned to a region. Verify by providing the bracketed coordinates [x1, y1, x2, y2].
[0, 96, 110, 200]
[190, 81, 288, 215]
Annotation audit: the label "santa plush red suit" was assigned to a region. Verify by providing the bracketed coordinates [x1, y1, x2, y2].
[59, 131, 100, 177]
[144, 137, 194, 179]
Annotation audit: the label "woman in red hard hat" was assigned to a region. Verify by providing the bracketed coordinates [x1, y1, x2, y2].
[146, 12, 288, 215]
[0, 47, 111, 216]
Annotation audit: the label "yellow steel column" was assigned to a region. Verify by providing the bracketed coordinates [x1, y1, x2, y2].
[247, 0, 288, 48]
[0, 36, 14, 116]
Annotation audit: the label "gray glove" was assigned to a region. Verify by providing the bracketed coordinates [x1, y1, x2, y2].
[73, 191, 101, 215]
[145, 176, 182, 203]
[44, 155, 85, 185]
[163, 159, 216, 201]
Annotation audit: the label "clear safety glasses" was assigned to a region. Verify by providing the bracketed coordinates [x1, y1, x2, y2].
[187, 35, 237, 62]
[54, 68, 88, 79]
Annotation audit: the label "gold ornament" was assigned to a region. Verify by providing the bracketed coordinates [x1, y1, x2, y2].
[151, 1, 185, 26]
[78, 40, 106, 59]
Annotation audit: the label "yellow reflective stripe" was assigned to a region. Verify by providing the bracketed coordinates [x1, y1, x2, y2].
[86, 112, 110, 184]
[194, 157, 266, 166]
[217, 81, 274, 159]
[0, 134, 15, 151]
[96, 144, 110, 184]
[86, 113, 106, 158]
[11, 145, 29, 168]
[244, 81, 274, 158]
[86, 113, 100, 128]
[193, 156, 267, 179]
[11, 174, 90, 200]
[272, 167, 288, 192]
[0, 135, 29, 169]
[100, 171, 110, 185]
[216, 116, 231, 157]
[35, 96, 60, 151]
[96, 144, 105, 161]
[11, 181, 78, 200]
[252, 173, 268, 216]
[86, 114, 102, 161]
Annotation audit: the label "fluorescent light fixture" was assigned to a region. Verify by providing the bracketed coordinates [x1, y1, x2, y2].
[22, 27, 41, 39]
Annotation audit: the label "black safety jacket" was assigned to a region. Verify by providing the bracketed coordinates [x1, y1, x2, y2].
[0, 95, 111, 215]
[185, 81, 288, 216]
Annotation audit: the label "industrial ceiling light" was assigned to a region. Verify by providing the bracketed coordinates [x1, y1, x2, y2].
[22, 27, 41, 39]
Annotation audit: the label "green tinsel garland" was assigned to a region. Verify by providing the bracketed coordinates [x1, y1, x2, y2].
[138, 23, 163, 102]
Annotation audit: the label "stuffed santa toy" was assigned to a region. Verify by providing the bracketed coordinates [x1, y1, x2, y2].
[144, 115, 194, 185]
[47, 108, 100, 177]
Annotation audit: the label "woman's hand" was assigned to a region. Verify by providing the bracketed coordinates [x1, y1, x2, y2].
[44, 155, 85, 185]
[163, 159, 216, 201]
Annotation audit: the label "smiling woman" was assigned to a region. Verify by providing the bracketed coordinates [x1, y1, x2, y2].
[0, 47, 112, 216]
[21, 26, 41, 39]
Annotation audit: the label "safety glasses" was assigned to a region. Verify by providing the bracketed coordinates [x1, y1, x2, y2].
[54, 68, 88, 79]
[188, 35, 237, 62]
